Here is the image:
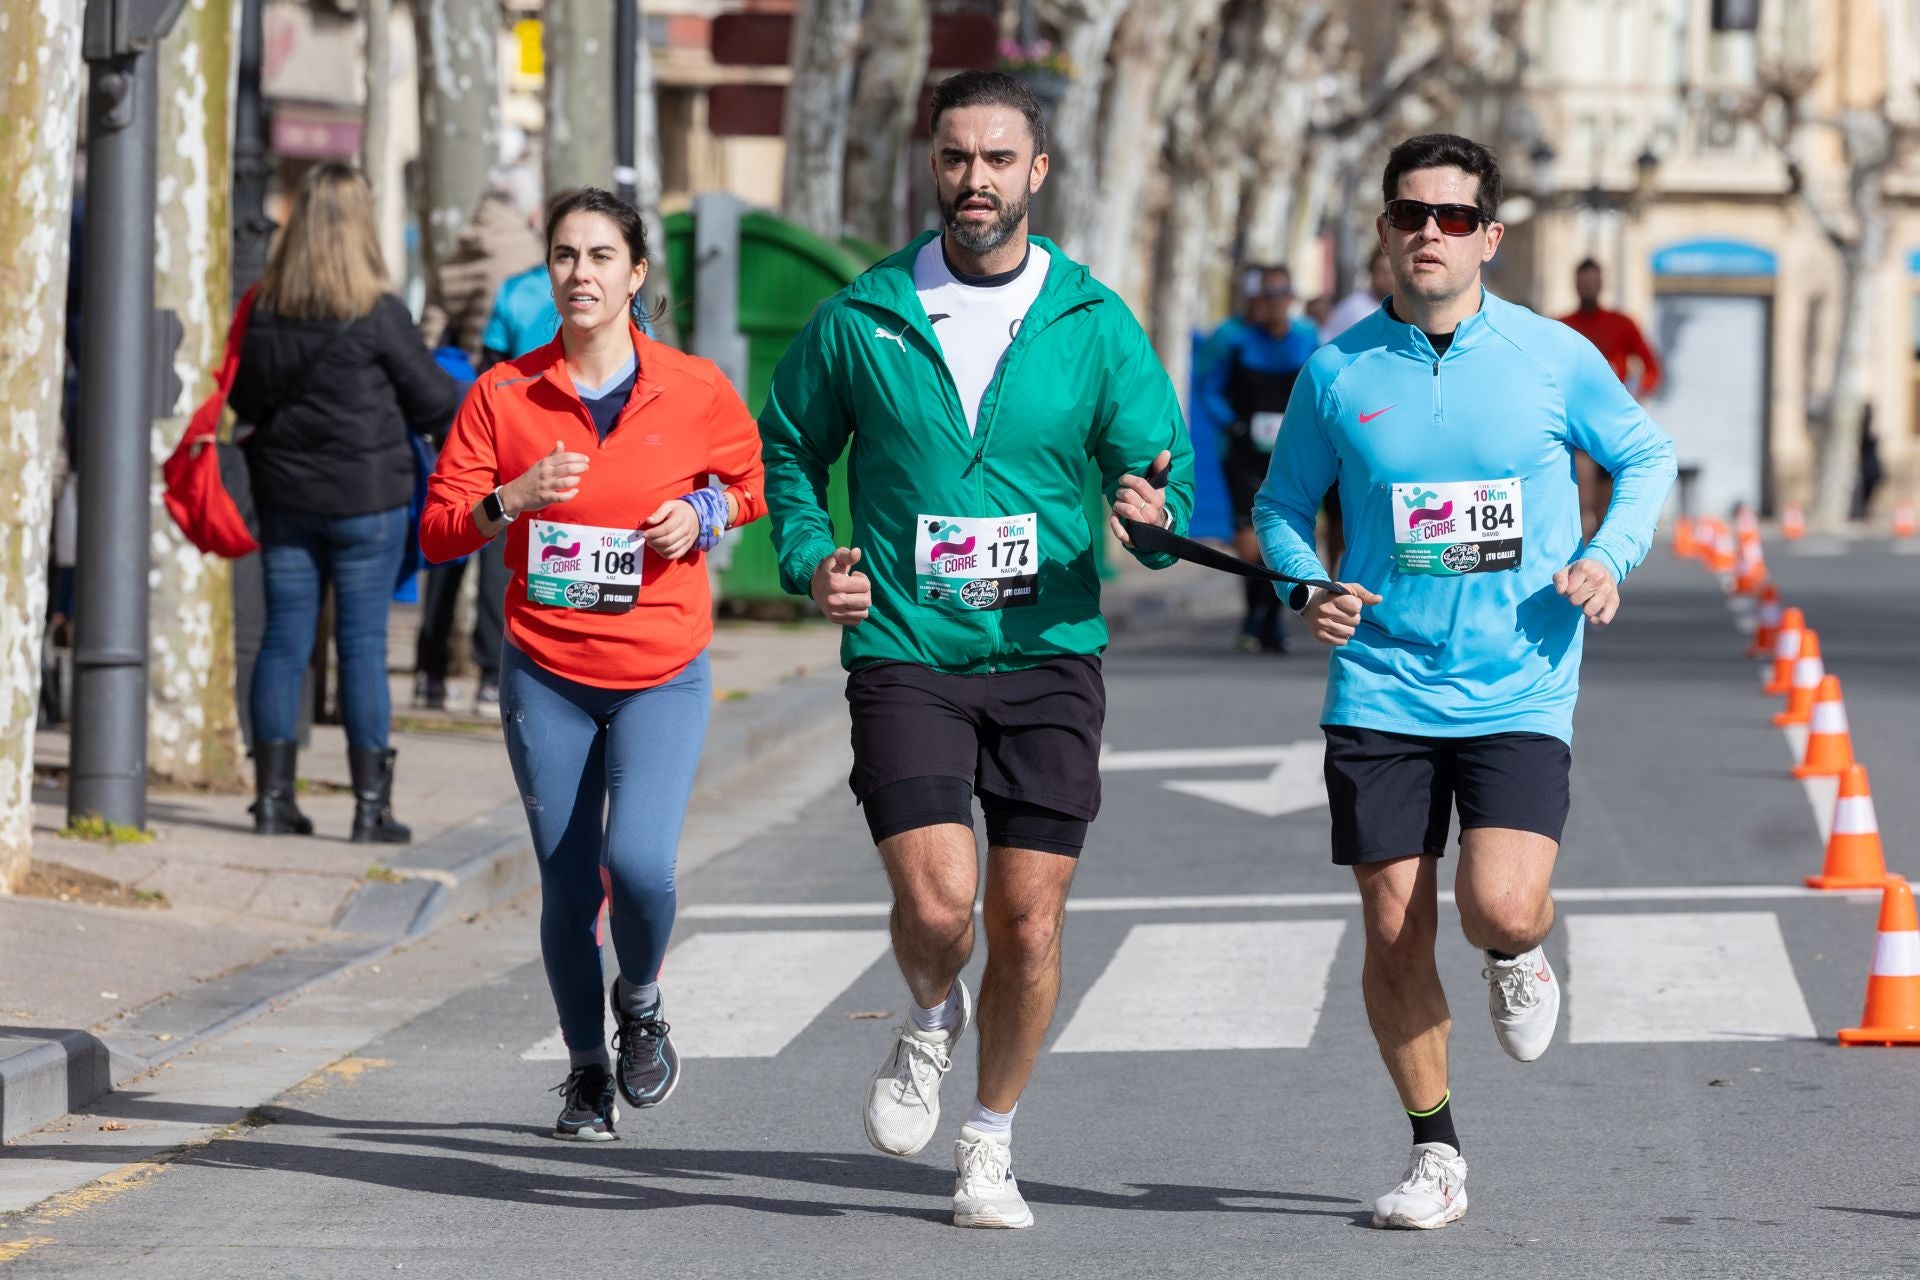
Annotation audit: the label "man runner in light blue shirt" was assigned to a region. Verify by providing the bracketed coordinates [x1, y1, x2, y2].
[1253, 133, 1676, 1231]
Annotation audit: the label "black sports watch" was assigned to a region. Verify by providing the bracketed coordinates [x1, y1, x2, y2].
[482, 487, 515, 525]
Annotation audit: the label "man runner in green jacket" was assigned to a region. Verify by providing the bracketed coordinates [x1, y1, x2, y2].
[760, 69, 1195, 1230]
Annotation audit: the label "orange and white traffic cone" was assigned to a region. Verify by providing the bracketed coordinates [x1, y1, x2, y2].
[1733, 534, 1767, 596]
[1714, 523, 1738, 576]
[1734, 503, 1758, 537]
[1894, 502, 1916, 540]
[1764, 608, 1804, 693]
[1792, 675, 1854, 778]
[1836, 876, 1920, 1046]
[1772, 629, 1823, 725]
[1807, 764, 1891, 891]
[1672, 517, 1698, 560]
[1781, 505, 1806, 540]
[1747, 582, 1781, 658]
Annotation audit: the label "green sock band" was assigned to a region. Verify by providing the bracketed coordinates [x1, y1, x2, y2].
[1406, 1090, 1451, 1119]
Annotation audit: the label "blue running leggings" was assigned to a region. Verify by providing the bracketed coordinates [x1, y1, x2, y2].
[500, 644, 711, 1051]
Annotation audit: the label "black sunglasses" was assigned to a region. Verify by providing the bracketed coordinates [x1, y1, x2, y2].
[1383, 199, 1490, 236]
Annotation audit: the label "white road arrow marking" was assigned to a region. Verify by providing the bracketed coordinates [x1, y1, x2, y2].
[1143, 741, 1328, 818]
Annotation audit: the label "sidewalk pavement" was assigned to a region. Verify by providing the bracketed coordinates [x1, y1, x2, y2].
[1, 553, 1238, 1144]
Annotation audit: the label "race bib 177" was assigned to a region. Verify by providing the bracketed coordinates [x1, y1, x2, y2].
[1390, 479, 1523, 575]
[526, 519, 642, 613]
[914, 513, 1039, 612]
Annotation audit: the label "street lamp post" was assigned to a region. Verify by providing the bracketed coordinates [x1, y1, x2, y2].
[1618, 145, 1661, 309]
[232, 0, 273, 299]
[72, 0, 188, 830]
[613, 0, 637, 205]
[1526, 139, 1660, 307]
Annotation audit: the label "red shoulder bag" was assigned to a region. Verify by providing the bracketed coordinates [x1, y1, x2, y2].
[162, 285, 260, 558]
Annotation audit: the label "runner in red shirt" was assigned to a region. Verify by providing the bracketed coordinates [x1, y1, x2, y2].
[1556, 259, 1662, 538]
[421, 188, 765, 1143]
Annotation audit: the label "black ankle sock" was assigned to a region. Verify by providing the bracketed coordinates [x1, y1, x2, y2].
[1408, 1092, 1459, 1153]
[1485, 948, 1519, 961]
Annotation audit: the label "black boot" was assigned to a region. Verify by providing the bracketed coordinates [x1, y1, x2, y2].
[348, 747, 411, 844]
[250, 741, 314, 835]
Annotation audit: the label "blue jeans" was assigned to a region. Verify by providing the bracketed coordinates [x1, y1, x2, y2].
[251, 506, 408, 750]
[501, 644, 712, 1051]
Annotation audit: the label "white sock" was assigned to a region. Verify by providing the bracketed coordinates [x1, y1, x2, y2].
[965, 1099, 1015, 1139]
[910, 985, 960, 1035]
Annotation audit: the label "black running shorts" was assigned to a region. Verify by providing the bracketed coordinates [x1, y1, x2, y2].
[846, 657, 1106, 853]
[1322, 725, 1571, 865]
[1222, 435, 1271, 531]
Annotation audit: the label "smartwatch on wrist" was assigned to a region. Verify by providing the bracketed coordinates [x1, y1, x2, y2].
[482, 487, 515, 525]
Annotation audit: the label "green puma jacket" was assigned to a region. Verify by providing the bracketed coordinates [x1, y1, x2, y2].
[759, 233, 1196, 674]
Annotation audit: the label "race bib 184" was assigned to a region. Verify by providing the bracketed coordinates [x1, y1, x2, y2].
[914, 513, 1039, 612]
[526, 519, 642, 613]
[1391, 479, 1523, 575]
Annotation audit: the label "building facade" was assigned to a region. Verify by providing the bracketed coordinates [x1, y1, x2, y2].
[1476, 0, 1920, 519]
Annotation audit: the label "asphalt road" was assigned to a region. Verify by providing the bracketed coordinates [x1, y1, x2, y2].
[4, 541, 1918, 1278]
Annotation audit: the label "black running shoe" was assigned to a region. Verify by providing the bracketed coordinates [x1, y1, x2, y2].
[612, 991, 680, 1109]
[550, 1064, 618, 1141]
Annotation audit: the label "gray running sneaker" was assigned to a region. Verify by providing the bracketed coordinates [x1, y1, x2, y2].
[550, 1065, 618, 1142]
[612, 990, 681, 1108]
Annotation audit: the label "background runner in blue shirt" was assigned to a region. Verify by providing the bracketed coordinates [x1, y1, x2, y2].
[1199, 263, 1318, 653]
[1252, 133, 1675, 1233]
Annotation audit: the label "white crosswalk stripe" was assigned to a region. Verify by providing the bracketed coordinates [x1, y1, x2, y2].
[522, 929, 891, 1061]
[1567, 912, 1818, 1043]
[1052, 921, 1346, 1052]
[523, 910, 1828, 1060]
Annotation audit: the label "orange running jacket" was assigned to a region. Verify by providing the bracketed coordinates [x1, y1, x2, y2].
[420, 323, 766, 689]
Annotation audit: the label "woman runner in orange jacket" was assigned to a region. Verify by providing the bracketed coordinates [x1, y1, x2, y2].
[421, 188, 765, 1141]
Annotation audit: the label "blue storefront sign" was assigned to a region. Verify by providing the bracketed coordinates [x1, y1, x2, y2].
[1652, 239, 1777, 277]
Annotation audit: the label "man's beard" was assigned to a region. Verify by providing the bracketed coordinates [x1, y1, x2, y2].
[941, 185, 1028, 256]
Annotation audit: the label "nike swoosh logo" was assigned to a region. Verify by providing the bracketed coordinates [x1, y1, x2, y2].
[1359, 406, 1396, 424]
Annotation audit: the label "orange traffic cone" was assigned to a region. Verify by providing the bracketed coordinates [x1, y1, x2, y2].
[1747, 582, 1781, 658]
[1733, 536, 1767, 596]
[1672, 517, 1698, 559]
[1764, 608, 1805, 694]
[1894, 502, 1916, 539]
[1711, 522, 1737, 575]
[1792, 675, 1854, 778]
[1782, 505, 1806, 540]
[1807, 764, 1891, 890]
[1773, 629, 1823, 725]
[1837, 876, 1920, 1046]
[1734, 503, 1758, 536]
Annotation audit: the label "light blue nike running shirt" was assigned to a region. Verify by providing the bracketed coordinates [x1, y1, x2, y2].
[1252, 289, 1676, 745]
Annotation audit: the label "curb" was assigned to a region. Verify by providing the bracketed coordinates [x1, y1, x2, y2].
[1, 669, 849, 1143]
[0, 1031, 113, 1145]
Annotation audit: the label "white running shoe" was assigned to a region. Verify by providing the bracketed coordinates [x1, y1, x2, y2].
[952, 1125, 1034, 1229]
[1485, 946, 1561, 1062]
[1371, 1141, 1469, 1230]
[863, 980, 973, 1157]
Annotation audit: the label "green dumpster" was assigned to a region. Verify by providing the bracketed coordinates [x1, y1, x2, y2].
[666, 209, 872, 606]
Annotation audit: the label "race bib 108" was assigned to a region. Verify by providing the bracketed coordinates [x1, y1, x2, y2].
[914, 512, 1039, 612]
[526, 519, 642, 613]
[1391, 479, 1523, 575]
